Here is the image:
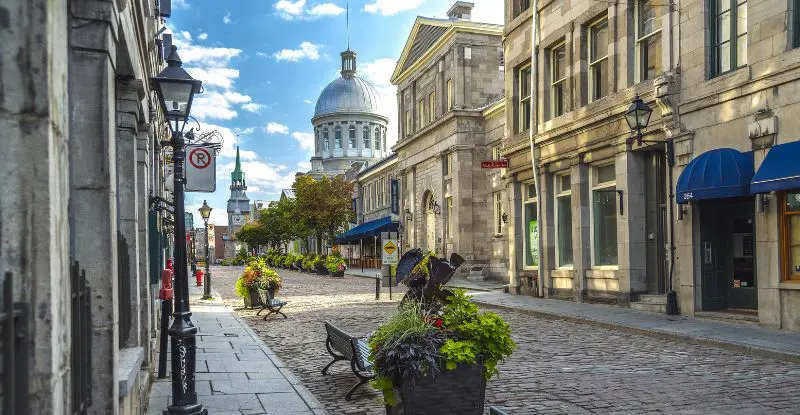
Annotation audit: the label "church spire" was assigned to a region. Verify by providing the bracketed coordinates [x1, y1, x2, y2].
[231, 146, 246, 189]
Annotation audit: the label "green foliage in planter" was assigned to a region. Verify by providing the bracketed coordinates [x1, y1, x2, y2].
[302, 254, 319, 270]
[232, 247, 250, 265]
[439, 290, 515, 380]
[265, 249, 281, 266]
[234, 275, 249, 298]
[324, 255, 346, 273]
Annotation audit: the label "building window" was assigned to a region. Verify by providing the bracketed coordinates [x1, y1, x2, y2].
[446, 197, 453, 238]
[447, 79, 454, 109]
[429, 91, 436, 122]
[591, 163, 618, 266]
[514, 0, 531, 17]
[444, 152, 454, 175]
[555, 174, 573, 267]
[711, 0, 747, 75]
[589, 19, 609, 102]
[418, 99, 425, 128]
[523, 182, 539, 267]
[323, 128, 329, 151]
[636, 0, 662, 81]
[781, 192, 800, 281]
[551, 43, 566, 118]
[375, 127, 381, 150]
[382, 178, 387, 206]
[383, 130, 387, 151]
[348, 125, 356, 148]
[794, 0, 800, 48]
[518, 65, 532, 132]
[371, 182, 377, 211]
[492, 146, 502, 160]
[494, 192, 503, 234]
[363, 126, 370, 149]
[335, 126, 342, 149]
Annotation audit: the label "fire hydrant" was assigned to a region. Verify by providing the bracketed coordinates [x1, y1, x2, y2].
[195, 269, 204, 286]
[159, 268, 174, 300]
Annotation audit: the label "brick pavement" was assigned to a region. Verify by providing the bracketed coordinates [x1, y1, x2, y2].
[211, 266, 800, 415]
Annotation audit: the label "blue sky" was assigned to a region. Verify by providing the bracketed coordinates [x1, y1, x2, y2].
[171, 0, 503, 225]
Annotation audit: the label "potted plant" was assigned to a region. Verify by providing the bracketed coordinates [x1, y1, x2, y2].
[234, 267, 260, 308]
[235, 257, 283, 308]
[292, 254, 305, 271]
[303, 254, 318, 273]
[369, 249, 515, 415]
[325, 254, 347, 277]
[315, 255, 329, 275]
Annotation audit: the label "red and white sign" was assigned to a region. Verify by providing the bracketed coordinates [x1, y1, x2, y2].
[185, 145, 216, 193]
[481, 160, 508, 169]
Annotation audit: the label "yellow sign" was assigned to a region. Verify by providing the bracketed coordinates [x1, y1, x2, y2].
[384, 241, 397, 255]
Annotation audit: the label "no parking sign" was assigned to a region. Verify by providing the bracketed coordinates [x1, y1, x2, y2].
[185, 145, 216, 192]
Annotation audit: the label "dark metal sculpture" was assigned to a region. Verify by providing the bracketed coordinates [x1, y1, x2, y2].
[397, 250, 465, 308]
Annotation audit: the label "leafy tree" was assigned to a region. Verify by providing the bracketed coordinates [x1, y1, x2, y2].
[293, 175, 354, 252]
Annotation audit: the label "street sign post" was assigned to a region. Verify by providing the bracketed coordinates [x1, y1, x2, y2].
[185, 145, 216, 192]
[382, 238, 398, 265]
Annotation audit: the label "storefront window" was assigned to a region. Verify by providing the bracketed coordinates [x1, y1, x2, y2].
[782, 191, 800, 281]
[555, 174, 573, 267]
[524, 183, 539, 267]
[592, 164, 618, 266]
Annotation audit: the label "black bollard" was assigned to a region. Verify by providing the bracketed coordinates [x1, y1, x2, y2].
[157, 298, 172, 378]
[375, 275, 380, 300]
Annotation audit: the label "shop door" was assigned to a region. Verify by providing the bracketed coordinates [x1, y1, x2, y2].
[700, 202, 728, 310]
[645, 152, 667, 294]
[727, 209, 757, 309]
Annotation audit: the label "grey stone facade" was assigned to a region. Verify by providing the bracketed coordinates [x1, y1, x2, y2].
[1, 0, 179, 412]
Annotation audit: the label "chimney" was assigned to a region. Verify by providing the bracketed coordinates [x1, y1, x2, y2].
[447, 1, 474, 21]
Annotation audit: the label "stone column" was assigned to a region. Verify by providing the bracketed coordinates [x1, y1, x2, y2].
[137, 125, 153, 360]
[539, 170, 556, 296]
[454, 47, 465, 109]
[616, 150, 648, 304]
[1, 0, 71, 412]
[508, 178, 524, 292]
[572, 162, 591, 302]
[69, 6, 120, 412]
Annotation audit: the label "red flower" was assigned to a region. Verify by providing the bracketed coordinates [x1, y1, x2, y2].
[434, 319, 444, 328]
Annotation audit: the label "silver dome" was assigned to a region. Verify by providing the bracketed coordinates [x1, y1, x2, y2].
[313, 75, 382, 119]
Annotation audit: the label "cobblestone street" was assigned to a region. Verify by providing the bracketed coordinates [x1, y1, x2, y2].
[211, 266, 800, 415]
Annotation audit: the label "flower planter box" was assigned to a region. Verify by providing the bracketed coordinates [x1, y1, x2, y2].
[243, 288, 260, 309]
[316, 264, 329, 275]
[385, 358, 485, 415]
[330, 270, 344, 278]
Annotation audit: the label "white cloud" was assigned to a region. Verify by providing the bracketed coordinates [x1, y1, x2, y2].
[185, 67, 239, 89]
[172, 35, 242, 68]
[223, 12, 232, 24]
[303, 99, 313, 104]
[256, 52, 269, 58]
[180, 31, 192, 41]
[297, 161, 312, 171]
[218, 160, 297, 192]
[291, 132, 315, 152]
[308, 3, 345, 17]
[364, 0, 425, 16]
[273, 42, 321, 62]
[471, 0, 504, 24]
[241, 102, 265, 113]
[275, 0, 345, 20]
[360, 57, 399, 149]
[234, 127, 256, 135]
[173, 0, 190, 10]
[197, 33, 208, 41]
[266, 122, 289, 134]
[247, 186, 262, 193]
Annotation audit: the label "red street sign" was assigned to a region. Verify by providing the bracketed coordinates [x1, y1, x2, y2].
[189, 147, 212, 169]
[481, 160, 508, 169]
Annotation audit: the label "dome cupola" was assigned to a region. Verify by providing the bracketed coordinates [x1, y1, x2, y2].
[312, 49, 386, 121]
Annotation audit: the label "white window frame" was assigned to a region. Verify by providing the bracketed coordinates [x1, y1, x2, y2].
[518, 64, 532, 133]
[446, 197, 454, 239]
[335, 126, 342, 149]
[418, 98, 425, 128]
[588, 18, 609, 102]
[554, 173, 573, 269]
[363, 126, 370, 149]
[429, 91, 436, 122]
[522, 181, 538, 269]
[323, 128, 329, 151]
[635, 0, 663, 82]
[348, 125, 357, 149]
[375, 127, 381, 150]
[493, 191, 503, 235]
[589, 162, 618, 269]
[550, 42, 567, 118]
[447, 79, 454, 110]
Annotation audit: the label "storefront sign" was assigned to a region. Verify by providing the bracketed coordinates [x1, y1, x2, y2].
[390, 179, 399, 215]
[351, 198, 357, 223]
[481, 160, 508, 169]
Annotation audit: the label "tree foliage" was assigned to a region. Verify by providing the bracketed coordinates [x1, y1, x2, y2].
[293, 175, 354, 249]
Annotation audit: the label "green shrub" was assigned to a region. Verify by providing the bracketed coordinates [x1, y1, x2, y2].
[325, 255, 346, 273]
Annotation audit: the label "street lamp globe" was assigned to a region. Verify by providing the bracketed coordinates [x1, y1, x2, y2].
[624, 95, 653, 132]
[151, 45, 202, 130]
[199, 200, 212, 220]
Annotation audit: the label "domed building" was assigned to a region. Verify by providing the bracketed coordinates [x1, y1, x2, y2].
[307, 49, 389, 178]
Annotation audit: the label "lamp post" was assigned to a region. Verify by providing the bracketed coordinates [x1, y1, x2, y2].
[151, 45, 207, 415]
[624, 95, 678, 316]
[199, 200, 212, 300]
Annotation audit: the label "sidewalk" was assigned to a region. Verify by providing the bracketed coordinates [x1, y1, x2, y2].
[146, 285, 326, 415]
[468, 291, 800, 363]
[345, 268, 506, 292]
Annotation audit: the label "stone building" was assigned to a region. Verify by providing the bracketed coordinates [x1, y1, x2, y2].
[307, 46, 390, 178]
[390, 2, 506, 278]
[1, 0, 178, 412]
[224, 147, 251, 259]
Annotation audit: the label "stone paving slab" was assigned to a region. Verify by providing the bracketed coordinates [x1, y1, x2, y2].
[145, 284, 326, 415]
[468, 291, 800, 363]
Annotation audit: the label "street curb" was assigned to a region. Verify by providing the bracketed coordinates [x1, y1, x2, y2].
[471, 299, 800, 364]
[208, 289, 330, 415]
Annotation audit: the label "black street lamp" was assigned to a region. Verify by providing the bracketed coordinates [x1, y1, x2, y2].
[151, 45, 207, 415]
[199, 200, 212, 300]
[624, 95, 653, 147]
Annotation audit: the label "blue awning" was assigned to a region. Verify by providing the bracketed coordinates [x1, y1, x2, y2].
[751, 141, 800, 194]
[335, 216, 399, 243]
[676, 148, 754, 204]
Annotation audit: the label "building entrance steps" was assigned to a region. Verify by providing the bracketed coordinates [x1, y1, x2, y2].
[146, 284, 326, 415]
[467, 291, 800, 363]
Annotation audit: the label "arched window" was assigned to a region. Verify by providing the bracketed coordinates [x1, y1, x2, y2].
[335, 126, 342, 149]
[382, 128, 387, 151]
[363, 126, 370, 149]
[323, 128, 329, 151]
[348, 125, 356, 148]
[375, 127, 381, 150]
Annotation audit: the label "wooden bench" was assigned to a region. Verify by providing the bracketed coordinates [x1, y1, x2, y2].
[255, 289, 287, 320]
[322, 321, 375, 401]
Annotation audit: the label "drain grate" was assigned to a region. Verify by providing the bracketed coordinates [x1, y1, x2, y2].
[223, 333, 239, 337]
